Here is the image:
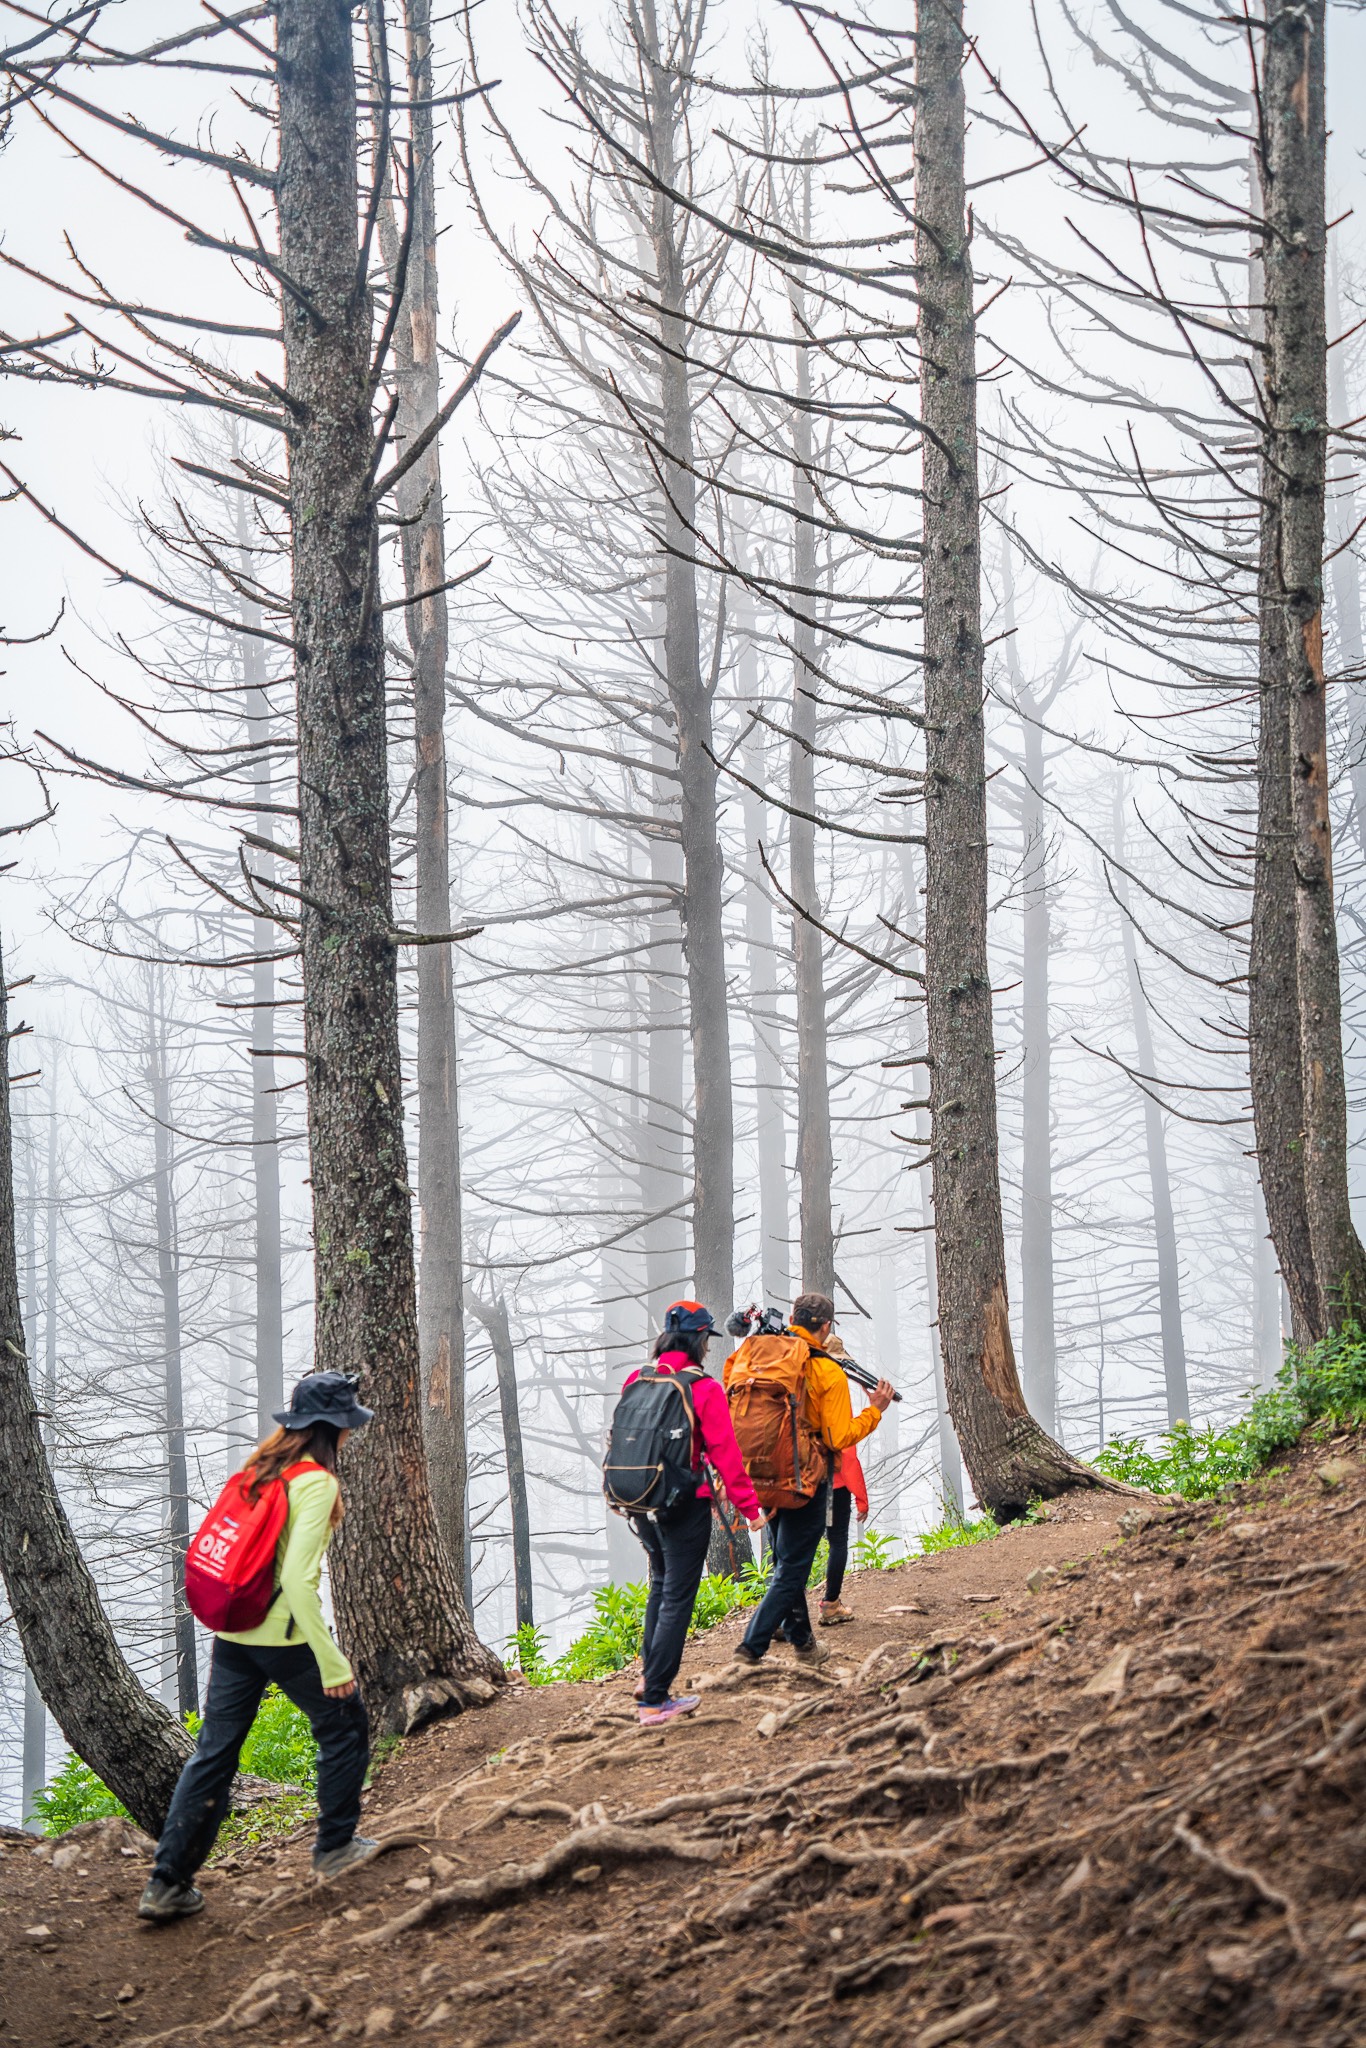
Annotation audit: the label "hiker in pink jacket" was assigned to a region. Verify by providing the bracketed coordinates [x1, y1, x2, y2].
[621, 1301, 766, 1727]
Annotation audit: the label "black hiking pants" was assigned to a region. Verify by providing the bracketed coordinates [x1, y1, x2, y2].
[741, 1481, 829, 1657]
[824, 1484, 854, 1602]
[152, 1638, 369, 1884]
[629, 1492, 714, 1707]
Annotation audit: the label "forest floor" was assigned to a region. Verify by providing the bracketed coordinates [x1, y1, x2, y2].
[6, 1439, 1366, 2048]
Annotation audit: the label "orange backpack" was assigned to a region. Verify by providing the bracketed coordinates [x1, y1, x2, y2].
[724, 1332, 829, 1510]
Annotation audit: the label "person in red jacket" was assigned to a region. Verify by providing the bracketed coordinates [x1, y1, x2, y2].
[820, 1444, 868, 1626]
[620, 1302, 766, 1725]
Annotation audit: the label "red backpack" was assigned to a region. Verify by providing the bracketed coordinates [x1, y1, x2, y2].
[184, 1461, 323, 1632]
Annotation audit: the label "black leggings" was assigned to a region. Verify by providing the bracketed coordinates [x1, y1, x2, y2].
[825, 1485, 854, 1602]
[153, 1638, 369, 1884]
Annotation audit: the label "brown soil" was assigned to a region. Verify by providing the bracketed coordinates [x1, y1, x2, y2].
[4, 1449, 1366, 2048]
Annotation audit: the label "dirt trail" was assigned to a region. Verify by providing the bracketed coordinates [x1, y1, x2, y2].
[4, 1458, 1366, 2048]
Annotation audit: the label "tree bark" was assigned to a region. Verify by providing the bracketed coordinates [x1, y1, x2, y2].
[377, 0, 469, 1578]
[0, 931, 193, 1835]
[788, 258, 835, 1301]
[1326, 243, 1366, 862]
[1111, 792, 1190, 1426]
[147, 982, 199, 1718]
[277, 0, 500, 1730]
[21, 1119, 46, 1828]
[736, 584, 790, 1308]
[235, 496, 287, 1445]
[1260, 0, 1366, 1323]
[916, 0, 1111, 1511]
[467, 1295, 532, 1631]
[641, 0, 734, 1317]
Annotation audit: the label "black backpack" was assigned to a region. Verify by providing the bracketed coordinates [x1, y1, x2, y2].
[603, 1366, 704, 1516]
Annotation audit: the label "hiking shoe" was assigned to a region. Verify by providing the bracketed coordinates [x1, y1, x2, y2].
[730, 1643, 765, 1673]
[137, 1877, 205, 1923]
[791, 1638, 830, 1665]
[312, 1835, 379, 1880]
[819, 1599, 856, 1627]
[638, 1695, 700, 1727]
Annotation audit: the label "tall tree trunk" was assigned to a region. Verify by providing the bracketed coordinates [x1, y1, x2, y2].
[1261, 1, 1366, 1322]
[1003, 553, 1057, 1435]
[736, 588, 790, 1308]
[916, 0, 1104, 1511]
[1326, 243, 1366, 861]
[0, 931, 193, 1834]
[1252, 1175, 1283, 1387]
[466, 1295, 532, 1631]
[1248, 107, 1320, 1345]
[21, 1114, 46, 1827]
[376, 0, 469, 1576]
[147, 983, 198, 1718]
[642, 5, 734, 1317]
[642, 718, 689, 1327]
[788, 261, 835, 1300]
[278, 0, 500, 1729]
[235, 498, 286, 1444]
[1111, 792, 1190, 1426]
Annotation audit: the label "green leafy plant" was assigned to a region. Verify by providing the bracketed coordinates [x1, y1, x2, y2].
[1094, 1322, 1366, 1502]
[34, 1687, 317, 1838]
[31, 1755, 130, 1835]
[214, 1793, 317, 1855]
[915, 1510, 1000, 1554]
[852, 1528, 905, 1571]
[507, 1621, 551, 1681]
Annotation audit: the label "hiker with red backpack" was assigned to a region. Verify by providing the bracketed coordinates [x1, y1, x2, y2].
[138, 1372, 376, 1922]
[604, 1301, 767, 1727]
[725, 1291, 892, 1670]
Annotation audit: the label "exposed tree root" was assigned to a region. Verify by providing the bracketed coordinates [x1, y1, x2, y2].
[355, 1821, 722, 1945]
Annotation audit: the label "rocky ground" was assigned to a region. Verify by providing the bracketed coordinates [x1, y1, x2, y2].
[4, 1442, 1366, 2048]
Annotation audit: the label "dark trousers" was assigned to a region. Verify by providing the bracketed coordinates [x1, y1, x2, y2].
[825, 1484, 853, 1602]
[152, 1638, 369, 1884]
[741, 1482, 829, 1657]
[629, 1492, 714, 1708]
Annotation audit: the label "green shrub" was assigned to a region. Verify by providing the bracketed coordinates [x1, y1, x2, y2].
[852, 1528, 905, 1571]
[915, 1511, 1000, 1554]
[1093, 1321, 1366, 1501]
[34, 1686, 317, 1838]
[31, 1755, 130, 1835]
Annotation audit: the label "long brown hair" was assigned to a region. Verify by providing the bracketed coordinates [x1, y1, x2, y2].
[244, 1423, 344, 1527]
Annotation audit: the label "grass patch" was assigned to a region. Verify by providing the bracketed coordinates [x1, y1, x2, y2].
[1094, 1321, 1366, 1501]
[33, 1685, 319, 1839]
[509, 1522, 906, 1684]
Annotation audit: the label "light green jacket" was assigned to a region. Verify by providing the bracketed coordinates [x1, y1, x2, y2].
[218, 1467, 352, 1689]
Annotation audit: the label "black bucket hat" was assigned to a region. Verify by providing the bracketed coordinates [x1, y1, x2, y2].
[272, 1370, 375, 1434]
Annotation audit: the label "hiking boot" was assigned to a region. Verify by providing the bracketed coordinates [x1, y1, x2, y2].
[791, 1637, 830, 1666]
[638, 1695, 700, 1728]
[137, 1877, 205, 1923]
[730, 1643, 765, 1674]
[819, 1599, 856, 1627]
[312, 1835, 379, 1880]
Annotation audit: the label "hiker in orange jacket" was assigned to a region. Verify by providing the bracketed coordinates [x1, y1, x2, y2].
[728, 1291, 892, 1669]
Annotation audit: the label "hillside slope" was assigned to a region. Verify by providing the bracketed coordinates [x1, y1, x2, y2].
[3, 1451, 1365, 2048]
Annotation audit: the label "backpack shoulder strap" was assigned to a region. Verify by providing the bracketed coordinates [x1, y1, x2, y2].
[281, 1459, 328, 1483]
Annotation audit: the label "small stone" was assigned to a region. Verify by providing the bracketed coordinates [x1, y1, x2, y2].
[1206, 1943, 1259, 1983]
[1025, 1566, 1058, 1595]
[342, 1907, 364, 1922]
[1117, 1507, 1152, 1539]
[572, 1863, 603, 1884]
[755, 1711, 779, 1739]
[1316, 1457, 1358, 1491]
[92, 2013, 116, 2024]
[1346, 1920, 1366, 1942]
[51, 1844, 81, 1872]
[1082, 1647, 1133, 1699]
[1056, 1854, 1092, 1900]
[116, 1985, 138, 2003]
[421, 2002, 452, 2029]
[403, 1875, 431, 1893]
[363, 2006, 396, 2039]
[23, 1925, 55, 1943]
[428, 1855, 458, 1882]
